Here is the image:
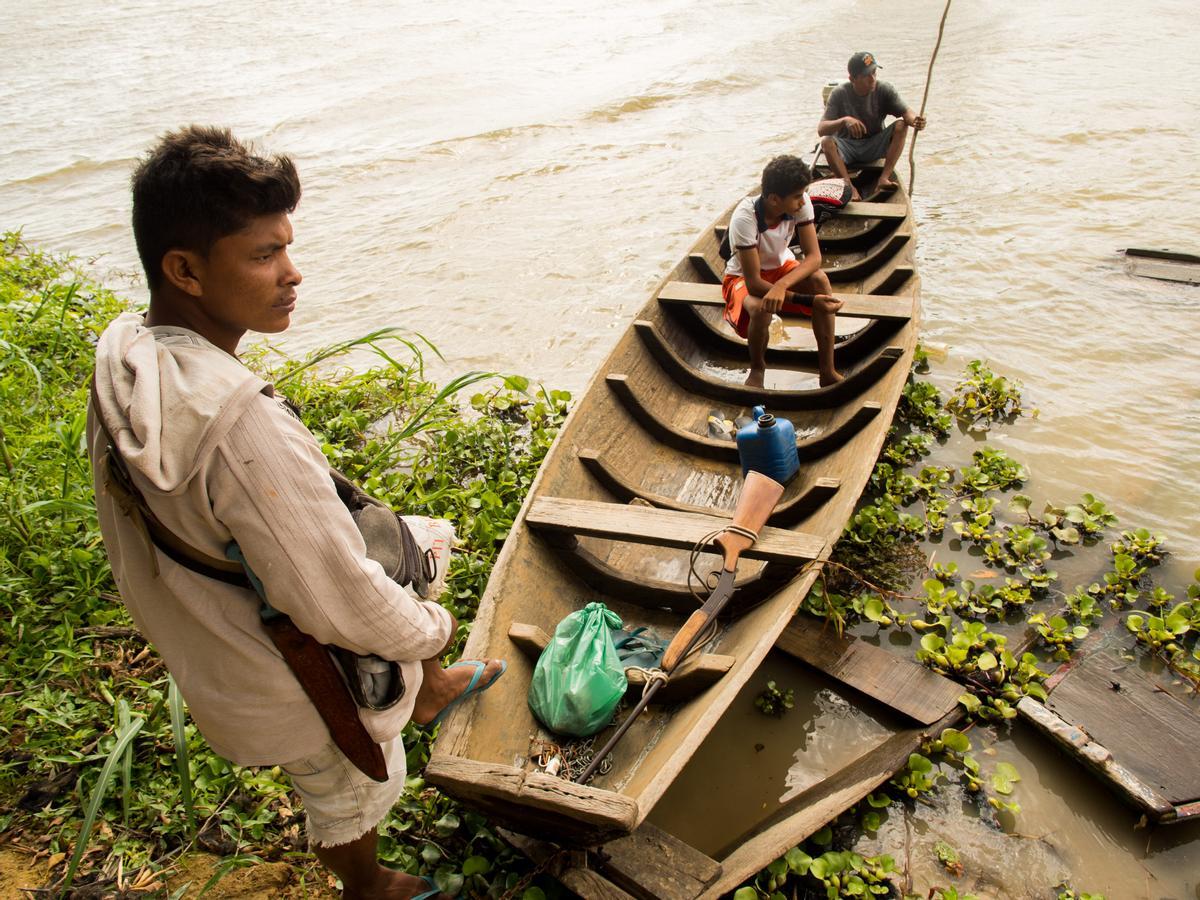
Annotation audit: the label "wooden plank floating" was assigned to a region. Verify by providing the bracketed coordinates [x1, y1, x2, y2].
[1016, 697, 1187, 822]
[656, 281, 916, 320]
[526, 496, 824, 564]
[775, 622, 963, 725]
[1019, 624, 1200, 822]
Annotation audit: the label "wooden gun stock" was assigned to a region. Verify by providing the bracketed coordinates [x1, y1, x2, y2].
[660, 472, 785, 671]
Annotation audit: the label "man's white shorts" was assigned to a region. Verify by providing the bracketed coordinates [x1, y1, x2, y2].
[282, 736, 407, 847]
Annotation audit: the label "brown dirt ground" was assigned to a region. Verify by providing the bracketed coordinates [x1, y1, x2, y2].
[0, 847, 340, 899]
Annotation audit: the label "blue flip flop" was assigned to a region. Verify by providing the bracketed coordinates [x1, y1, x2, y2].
[427, 659, 506, 730]
[414, 873, 458, 900]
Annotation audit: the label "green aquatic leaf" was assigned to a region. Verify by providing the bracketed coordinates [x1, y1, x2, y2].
[991, 761, 1021, 795]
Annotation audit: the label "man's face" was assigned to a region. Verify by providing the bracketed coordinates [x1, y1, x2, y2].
[782, 189, 808, 217]
[197, 213, 301, 345]
[850, 70, 877, 96]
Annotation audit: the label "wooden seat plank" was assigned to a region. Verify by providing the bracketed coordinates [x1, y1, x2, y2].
[775, 622, 963, 725]
[838, 200, 906, 220]
[657, 281, 913, 321]
[527, 496, 824, 564]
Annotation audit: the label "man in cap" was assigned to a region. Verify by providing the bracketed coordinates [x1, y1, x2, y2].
[817, 52, 927, 200]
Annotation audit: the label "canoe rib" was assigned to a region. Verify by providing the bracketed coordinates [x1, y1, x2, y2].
[576, 448, 840, 526]
[606, 373, 882, 459]
[545, 529, 801, 613]
[633, 318, 903, 408]
[826, 229, 912, 282]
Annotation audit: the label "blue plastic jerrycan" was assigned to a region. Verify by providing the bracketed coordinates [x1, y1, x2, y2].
[735, 406, 800, 484]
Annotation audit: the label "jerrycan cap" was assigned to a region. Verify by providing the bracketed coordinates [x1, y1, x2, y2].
[753, 405, 776, 428]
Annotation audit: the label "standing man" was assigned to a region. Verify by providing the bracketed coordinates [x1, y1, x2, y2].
[818, 52, 927, 200]
[88, 125, 503, 900]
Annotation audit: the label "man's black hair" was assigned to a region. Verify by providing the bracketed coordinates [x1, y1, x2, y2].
[131, 125, 301, 290]
[761, 155, 813, 200]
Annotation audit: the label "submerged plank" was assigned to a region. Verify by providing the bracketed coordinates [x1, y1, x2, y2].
[1034, 630, 1200, 810]
[1016, 697, 1180, 821]
[775, 620, 963, 724]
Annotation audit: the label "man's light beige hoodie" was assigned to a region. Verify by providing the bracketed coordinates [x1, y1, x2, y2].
[88, 312, 453, 765]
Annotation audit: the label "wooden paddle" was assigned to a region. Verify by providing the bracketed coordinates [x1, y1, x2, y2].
[575, 471, 786, 783]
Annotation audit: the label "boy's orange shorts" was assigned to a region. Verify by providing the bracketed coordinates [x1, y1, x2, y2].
[721, 258, 813, 338]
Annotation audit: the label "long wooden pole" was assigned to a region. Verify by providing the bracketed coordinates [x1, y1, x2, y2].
[907, 0, 953, 197]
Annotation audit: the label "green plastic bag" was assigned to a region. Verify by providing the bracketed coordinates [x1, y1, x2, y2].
[528, 602, 627, 737]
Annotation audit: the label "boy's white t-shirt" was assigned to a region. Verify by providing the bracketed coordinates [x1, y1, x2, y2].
[725, 193, 814, 278]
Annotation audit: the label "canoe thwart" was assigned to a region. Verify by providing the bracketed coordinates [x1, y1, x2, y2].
[838, 200, 907, 220]
[656, 281, 914, 321]
[526, 496, 825, 564]
[425, 756, 641, 838]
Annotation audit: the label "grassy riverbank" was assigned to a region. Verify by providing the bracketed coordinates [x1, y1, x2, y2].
[0, 233, 569, 897]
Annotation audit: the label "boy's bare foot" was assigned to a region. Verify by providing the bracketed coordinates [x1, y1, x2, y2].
[819, 370, 844, 387]
[744, 367, 766, 388]
[411, 657, 505, 725]
[874, 176, 898, 195]
[847, 178, 862, 202]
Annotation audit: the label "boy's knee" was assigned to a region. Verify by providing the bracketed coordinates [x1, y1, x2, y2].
[820, 135, 838, 153]
[892, 120, 909, 139]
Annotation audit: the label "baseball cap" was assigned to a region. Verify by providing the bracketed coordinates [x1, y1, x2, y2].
[848, 51, 880, 77]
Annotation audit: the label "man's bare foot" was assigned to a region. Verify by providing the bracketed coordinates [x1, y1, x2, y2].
[744, 367, 766, 388]
[818, 370, 844, 387]
[848, 179, 862, 202]
[343, 869, 451, 900]
[873, 177, 898, 195]
[411, 657, 505, 726]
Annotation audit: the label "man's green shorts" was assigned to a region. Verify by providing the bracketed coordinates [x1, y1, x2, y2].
[834, 121, 897, 166]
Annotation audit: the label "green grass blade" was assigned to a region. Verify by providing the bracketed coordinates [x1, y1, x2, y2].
[168, 675, 195, 834]
[116, 699, 132, 824]
[272, 327, 411, 386]
[57, 716, 144, 898]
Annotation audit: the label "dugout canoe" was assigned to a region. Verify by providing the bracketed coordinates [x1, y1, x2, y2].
[427, 165, 923, 848]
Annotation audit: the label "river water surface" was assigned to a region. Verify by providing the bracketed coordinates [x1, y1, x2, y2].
[3, 0, 1198, 896]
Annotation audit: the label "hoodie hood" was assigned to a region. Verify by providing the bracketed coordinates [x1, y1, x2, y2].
[92, 312, 271, 494]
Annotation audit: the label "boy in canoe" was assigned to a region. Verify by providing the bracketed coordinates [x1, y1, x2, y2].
[724, 154, 842, 388]
[818, 51, 927, 200]
[88, 125, 503, 900]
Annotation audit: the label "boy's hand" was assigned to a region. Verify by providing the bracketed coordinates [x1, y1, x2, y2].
[843, 116, 867, 138]
[763, 283, 788, 313]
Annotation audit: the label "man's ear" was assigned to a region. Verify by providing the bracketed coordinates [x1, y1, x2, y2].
[161, 249, 205, 297]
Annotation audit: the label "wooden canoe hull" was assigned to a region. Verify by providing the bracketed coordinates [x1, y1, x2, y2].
[428, 175, 920, 846]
